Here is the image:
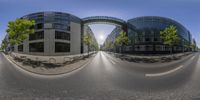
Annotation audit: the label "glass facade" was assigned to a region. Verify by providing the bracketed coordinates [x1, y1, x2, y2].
[55, 42, 70, 52]
[12, 12, 193, 55]
[35, 23, 43, 29]
[55, 31, 70, 40]
[127, 16, 192, 53]
[22, 12, 80, 31]
[103, 26, 122, 52]
[29, 42, 44, 52]
[29, 31, 44, 41]
[82, 25, 98, 53]
[18, 44, 23, 52]
[18, 11, 82, 55]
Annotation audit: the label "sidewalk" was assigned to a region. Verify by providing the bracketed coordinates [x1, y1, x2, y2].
[10, 51, 96, 64]
[4, 52, 96, 75]
[105, 51, 193, 63]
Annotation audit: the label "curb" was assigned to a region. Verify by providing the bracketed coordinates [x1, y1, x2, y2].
[2, 53, 94, 76]
[103, 51, 195, 69]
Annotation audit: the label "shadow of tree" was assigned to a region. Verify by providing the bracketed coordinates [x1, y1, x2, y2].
[18, 55, 91, 69]
[113, 53, 188, 63]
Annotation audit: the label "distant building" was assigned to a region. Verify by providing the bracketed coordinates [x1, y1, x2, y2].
[103, 26, 122, 52]
[2, 34, 13, 52]
[192, 38, 197, 51]
[83, 25, 98, 53]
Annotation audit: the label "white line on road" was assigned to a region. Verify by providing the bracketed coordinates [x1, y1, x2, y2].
[146, 55, 195, 77]
[145, 65, 184, 77]
[190, 56, 195, 60]
[110, 59, 116, 64]
[102, 52, 117, 65]
[103, 52, 119, 63]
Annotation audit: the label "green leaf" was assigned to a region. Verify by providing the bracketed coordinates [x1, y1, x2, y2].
[6, 18, 35, 45]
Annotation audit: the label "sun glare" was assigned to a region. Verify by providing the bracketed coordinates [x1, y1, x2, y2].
[99, 34, 105, 40]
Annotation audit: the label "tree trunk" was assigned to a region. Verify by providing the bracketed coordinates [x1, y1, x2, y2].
[170, 45, 174, 58]
[170, 47, 172, 55]
[121, 46, 122, 54]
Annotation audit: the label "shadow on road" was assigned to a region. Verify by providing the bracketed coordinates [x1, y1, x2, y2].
[111, 52, 191, 63]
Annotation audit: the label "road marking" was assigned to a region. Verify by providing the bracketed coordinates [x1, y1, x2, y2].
[103, 52, 119, 63]
[110, 59, 116, 64]
[190, 56, 195, 60]
[103, 52, 118, 65]
[145, 65, 184, 77]
[146, 55, 196, 77]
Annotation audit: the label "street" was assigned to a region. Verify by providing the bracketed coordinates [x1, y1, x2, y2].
[0, 51, 200, 100]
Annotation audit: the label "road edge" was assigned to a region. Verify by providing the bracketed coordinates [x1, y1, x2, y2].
[2, 52, 94, 76]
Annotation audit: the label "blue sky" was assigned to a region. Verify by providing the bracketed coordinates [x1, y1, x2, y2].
[0, 0, 200, 46]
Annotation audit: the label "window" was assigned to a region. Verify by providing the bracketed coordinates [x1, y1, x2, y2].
[44, 13, 54, 23]
[135, 45, 145, 51]
[146, 45, 153, 51]
[18, 44, 23, 52]
[54, 23, 70, 31]
[29, 42, 44, 52]
[54, 23, 62, 29]
[145, 38, 150, 42]
[156, 45, 163, 51]
[37, 14, 44, 18]
[29, 31, 44, 41]
[154, 38, 158, 42]
[55, 31, 70, 40]
[155, 37, 161, 42]
[55, 42, 70, 52]
[67, 26, 70, 31]
[35, 18, 44, 23]
[36, 23, 43, 29]
[136, 37, 144, 43]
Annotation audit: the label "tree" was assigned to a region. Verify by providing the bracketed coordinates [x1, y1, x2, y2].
[105, 41, 114, 52]
[83, 33, 92, 57]
[1, 39, 8, 51]
[184, 43, 191, 52]
[191, 44, 197, 52]
[6, 18, 35, 45]
[115, 31, 129, 53]
[109, 42, 115, 51]
[160, 25, 180, 54]
[91, 42, 99, 51]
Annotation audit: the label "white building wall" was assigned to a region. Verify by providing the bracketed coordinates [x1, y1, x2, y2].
[70, 22, 81, 54]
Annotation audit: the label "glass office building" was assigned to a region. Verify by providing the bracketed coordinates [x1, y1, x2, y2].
[6, 11, 195, 55]
[14, 11, 82, 56]
[127, 16, 192, 54]
[83, 25, 98, 53]
[103, 26, 122, 52]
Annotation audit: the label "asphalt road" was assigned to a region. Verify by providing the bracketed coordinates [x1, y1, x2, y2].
[0, 51, 200, 100]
